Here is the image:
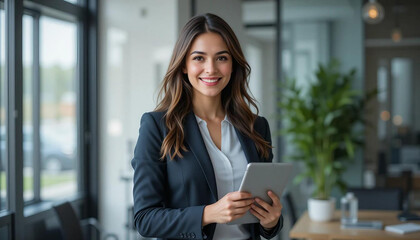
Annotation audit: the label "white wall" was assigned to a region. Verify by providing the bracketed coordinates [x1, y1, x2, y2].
[99, 0, 177, 238]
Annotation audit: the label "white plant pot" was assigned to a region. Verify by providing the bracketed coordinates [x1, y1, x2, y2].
[308, 197, 336, 222]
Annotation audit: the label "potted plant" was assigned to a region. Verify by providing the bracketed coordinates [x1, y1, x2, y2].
[279, 60, 375, 221]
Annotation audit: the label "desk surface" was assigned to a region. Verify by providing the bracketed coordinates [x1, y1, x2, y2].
[289, 210, 420, 240]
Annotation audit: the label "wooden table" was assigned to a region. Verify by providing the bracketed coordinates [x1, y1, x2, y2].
[289, 210, 420, 240]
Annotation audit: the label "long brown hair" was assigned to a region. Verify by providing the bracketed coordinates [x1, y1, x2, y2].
[156, 13, 271, 160]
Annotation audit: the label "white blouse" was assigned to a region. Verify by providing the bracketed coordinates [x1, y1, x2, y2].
[195, 114, 250, 240]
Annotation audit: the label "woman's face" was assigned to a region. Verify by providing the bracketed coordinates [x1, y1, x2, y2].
[184, 32, 232, 100]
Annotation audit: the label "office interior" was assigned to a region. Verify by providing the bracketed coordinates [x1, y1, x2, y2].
[0, 0, 419, 239]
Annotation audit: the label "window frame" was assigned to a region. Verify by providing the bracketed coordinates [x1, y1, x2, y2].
[22, 9, 41, 206]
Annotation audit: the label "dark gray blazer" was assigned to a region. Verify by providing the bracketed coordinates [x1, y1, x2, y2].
[131, 111, 283, 240]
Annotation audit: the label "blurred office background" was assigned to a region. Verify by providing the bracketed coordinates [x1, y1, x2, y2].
[1, 0, 419, 239]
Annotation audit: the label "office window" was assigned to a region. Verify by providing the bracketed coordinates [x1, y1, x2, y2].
[0, 0, 95, 238]
[39, 16, 77, 200]
[23, 14, 34, 202]
[22, 14, 80, 203]
[0, 8, 6, 211]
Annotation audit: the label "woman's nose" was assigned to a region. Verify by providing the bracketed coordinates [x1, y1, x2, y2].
[205, 60, 217, 74]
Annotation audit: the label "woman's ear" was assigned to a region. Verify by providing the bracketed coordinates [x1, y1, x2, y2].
[182, 67, 187, 74]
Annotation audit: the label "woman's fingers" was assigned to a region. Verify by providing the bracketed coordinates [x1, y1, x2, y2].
[232, 205, 252, 214]
[224, 205, 252, 222]
[227, 191, 253, 201]
[267, 191, 281, 207]
[231, 198, 254, 208]
[224, 191, 254, 209]
[250, 207, 265, 220]
[250, 203, 268, 218]
[254, 197, 272, 212]
[211, 191, 254, 223]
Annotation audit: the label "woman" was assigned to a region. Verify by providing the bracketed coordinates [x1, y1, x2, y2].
[132, 13, 283, 240]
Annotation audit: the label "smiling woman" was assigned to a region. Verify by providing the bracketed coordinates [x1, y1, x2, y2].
[132, 13, 283, 240]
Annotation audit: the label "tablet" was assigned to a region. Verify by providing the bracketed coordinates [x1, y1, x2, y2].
[227, 162, 293, 225]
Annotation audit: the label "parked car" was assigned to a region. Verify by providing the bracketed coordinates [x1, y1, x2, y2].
[0, 125, 76, 172]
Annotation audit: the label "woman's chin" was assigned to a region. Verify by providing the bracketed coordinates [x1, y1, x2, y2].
[194, 90, 223, 99]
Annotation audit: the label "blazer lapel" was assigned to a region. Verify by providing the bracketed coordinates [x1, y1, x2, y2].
[235, 128, 260, 163]
[184, 112, 218, 202]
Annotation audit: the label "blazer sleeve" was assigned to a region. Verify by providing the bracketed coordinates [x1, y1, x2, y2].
[257, 116, 284, 239]
[131, 112, 206, 239]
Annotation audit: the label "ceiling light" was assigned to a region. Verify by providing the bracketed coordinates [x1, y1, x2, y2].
[391, 28, 402, 42]
[363, 0, 385, 24]
[391, 1, 403, 43]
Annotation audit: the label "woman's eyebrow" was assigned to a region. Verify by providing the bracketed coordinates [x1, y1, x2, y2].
[190, 50, 230, 55]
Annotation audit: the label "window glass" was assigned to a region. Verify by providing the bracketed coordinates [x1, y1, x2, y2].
[375, 57, 420, 174]
[40, 16, 78, 200]
[64, 0, 79, 4]
[390, 58, 419, 168]
[23, 15, 34, 202]
[0, 9, 7, 211]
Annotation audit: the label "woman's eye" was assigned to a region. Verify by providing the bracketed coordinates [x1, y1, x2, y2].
[217, 56, 228, 61]
[193, 56, 204, 61]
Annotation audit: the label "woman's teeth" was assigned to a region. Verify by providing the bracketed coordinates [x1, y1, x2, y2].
[201, 78, 219, 83]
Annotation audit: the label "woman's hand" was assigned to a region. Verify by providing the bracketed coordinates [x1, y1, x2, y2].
[202, 191, 254, 226]
[249, 190, 282, 229]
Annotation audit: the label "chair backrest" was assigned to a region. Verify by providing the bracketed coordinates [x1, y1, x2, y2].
[348, 187, 403, 210]
[53, 201, 84, 240]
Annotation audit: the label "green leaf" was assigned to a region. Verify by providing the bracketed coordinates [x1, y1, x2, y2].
[345, 135, 355, 158]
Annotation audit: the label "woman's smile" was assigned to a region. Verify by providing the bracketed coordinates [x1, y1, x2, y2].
[199, 77, 222, 86]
